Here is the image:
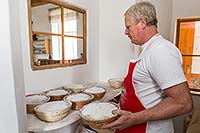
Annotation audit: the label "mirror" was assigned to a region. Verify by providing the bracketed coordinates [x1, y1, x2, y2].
[175, 17, 200, 91]
[28, 0, 87, 70]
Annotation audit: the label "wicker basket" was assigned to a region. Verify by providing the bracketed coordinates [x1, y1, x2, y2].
[63, 84, 85, 93]
[63, 93, 94, 110]
[26, 94, 50, 114]
[83, 86, 106, 101]
[79, 102, 119, 129]
[45, 88, 71, 101]
[108, 78, 123, 89]
[34, 100, 72, 122]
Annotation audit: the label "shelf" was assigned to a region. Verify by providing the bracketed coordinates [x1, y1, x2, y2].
[28, 110, 80, 132]
[34, 48, 46, 50]
[33, 39, 51, 55]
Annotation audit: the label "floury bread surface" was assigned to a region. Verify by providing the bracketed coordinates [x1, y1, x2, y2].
[37, 101, 70, 112]
[64, 84, 84, 90]
[46, 89, 69, 96]
[81, 102, 118, 120]
[84, 87, 105, 93]
[26, 95, 48, 104]
[66, 93, 92, 102]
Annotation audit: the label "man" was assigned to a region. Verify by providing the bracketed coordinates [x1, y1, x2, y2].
[102, 1, 193, 133]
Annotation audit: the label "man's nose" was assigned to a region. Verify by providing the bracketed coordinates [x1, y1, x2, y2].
[125, 29, 128, 35]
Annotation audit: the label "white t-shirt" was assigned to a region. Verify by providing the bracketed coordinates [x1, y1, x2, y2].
[132, 34, 186, 133]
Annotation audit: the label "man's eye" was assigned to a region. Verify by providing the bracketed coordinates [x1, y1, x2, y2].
[127, 25, 131, 29]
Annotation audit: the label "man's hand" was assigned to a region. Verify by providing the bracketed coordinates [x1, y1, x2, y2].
[102, 109, 138, 130]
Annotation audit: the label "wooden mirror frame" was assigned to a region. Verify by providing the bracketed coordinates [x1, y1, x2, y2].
[28, 0, 87, 70]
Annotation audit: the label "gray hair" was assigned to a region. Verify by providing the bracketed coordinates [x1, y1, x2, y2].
[124, 1, 158, 27]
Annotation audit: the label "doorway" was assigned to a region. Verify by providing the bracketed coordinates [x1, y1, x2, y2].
[175, 17, 200, 91]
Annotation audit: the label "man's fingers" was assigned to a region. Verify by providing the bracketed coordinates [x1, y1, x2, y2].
[101, 119, 120, 129]
[112, 109, 119, 115]
[112, 109, 124, 116]
[102, 122, 116, 129]
[102, 110, 130, 129]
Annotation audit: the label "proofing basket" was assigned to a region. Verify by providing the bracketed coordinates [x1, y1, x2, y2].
[63, 84, 85, 93]
[79, 102, 119, 129]
[63, 93, 94, 110]
[45, 88, 71, 101]
[108, 78, 123, 89]
[34, 100, 72, 122]
[26, 93, 50, 114]
[83, 87, 106, 101]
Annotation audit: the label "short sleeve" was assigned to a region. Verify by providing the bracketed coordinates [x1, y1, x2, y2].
[148, 43, 186, 90]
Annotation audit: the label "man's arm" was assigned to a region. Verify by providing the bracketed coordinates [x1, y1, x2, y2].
[102, 82, 193, 130]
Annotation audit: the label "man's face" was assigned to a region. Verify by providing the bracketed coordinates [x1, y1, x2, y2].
[124, 15, 143, 45]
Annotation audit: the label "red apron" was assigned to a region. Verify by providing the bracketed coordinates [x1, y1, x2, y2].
[116, 62, 147, 133]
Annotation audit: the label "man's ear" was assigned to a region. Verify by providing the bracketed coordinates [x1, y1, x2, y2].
[140, 18, 147, 29]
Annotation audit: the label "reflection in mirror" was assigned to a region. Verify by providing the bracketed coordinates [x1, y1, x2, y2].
[63, 8, 83, 36]
[64, 37, 83, 60]
[175, 17, 200, 90]
[32, 3, 61, 34]
[33, 34, 62, 66]
[28, 0, 87, 70]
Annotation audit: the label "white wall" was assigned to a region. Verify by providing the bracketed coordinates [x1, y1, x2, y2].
[99, 0, 173, 81]
[32, 4, 54, 32]
[99, 0, 136, 81]
[20, 0, 99, 94]
[9, 0, 27, 132]
[0, 0, 23, 132]
[148, 0, 172, 40]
